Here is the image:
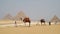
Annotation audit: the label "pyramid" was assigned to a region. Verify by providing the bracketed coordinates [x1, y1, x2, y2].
[14, 11, 27, 20]
[50, 15, 60, 22]
[3, 13, 13, 20]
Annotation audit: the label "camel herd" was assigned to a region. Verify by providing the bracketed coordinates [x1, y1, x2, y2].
[14, 17, 52, 27]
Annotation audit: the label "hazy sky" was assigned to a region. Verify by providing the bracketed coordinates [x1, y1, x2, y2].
[0, 0, 60, 21]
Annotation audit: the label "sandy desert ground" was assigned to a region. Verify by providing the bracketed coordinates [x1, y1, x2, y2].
[0, 20, 60, 34]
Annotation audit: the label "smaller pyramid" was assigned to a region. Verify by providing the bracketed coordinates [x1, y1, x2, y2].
[2, 13, 13, 20]
[50, 15, 60, 22]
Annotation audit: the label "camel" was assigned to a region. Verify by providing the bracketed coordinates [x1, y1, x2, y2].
[40, 19, 45, 25]
[23, 17, 31, 27]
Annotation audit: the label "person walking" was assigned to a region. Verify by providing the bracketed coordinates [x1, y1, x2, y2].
[49, 22, 51, 25]
[15, 21, 17, 27]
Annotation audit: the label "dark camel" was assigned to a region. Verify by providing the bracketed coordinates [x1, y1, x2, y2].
[40, 19, 45, 25]
[23, 17, 31, 27]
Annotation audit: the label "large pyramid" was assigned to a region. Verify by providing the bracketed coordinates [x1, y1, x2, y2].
[50, 15, 60, 22]
[14, 11, 27, 20]
[3, 13, 13, 20]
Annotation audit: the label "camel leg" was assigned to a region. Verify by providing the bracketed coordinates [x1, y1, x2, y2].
[29, 22, 30, 27]
[24, 23, 26, 26]
[44, 22, 45, 25]
[41, 22, 42, 25]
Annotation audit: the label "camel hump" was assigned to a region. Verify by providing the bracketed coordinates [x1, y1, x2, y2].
[23, 17, 30, 22]
[40, 19, 45, 22]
